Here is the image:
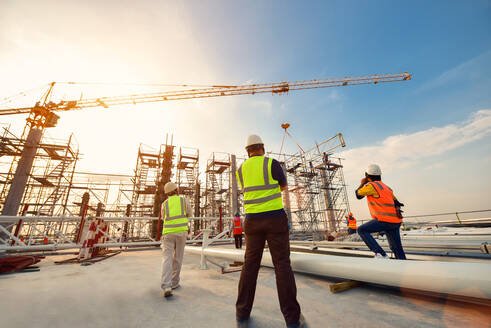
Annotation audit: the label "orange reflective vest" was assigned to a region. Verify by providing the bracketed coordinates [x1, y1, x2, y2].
[347, 216, 357, 229]
[233, 216, 243, 235]
[366, 181, 402, 223]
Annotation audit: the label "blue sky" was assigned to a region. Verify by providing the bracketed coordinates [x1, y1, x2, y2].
[0, 1, 490, 220]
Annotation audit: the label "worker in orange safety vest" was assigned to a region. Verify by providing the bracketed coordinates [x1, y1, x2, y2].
[232, 212, 244, 249]
[346, 212, 357, 235]
[356, 164, 406, 260]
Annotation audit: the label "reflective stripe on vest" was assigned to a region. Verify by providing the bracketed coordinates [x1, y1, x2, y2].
[161, 195, 189, 235]
[348, 216, 357, 229]
[236, 156, 283, 214]
[366, 181, 401, 223]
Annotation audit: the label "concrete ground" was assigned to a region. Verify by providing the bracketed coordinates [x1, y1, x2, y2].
[1, 249, 490, 328]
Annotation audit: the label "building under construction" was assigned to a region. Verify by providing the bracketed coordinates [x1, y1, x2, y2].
[0, 121, 351, 243]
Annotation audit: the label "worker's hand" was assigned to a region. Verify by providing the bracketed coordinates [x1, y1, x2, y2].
[360, 177, 368, 186]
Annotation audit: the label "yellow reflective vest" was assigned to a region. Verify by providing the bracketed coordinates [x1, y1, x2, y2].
[161, 195, 189, 235]
[236, 156, 284, 214]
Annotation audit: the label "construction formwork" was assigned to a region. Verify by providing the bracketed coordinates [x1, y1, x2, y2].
[0, 125, 79, 216]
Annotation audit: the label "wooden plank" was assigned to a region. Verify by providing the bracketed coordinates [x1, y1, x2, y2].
[329, 280, 361, 294]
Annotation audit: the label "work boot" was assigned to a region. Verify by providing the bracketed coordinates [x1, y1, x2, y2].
[164, 288, 173, 298]
[374, 253, 389, 259]
[286, 314, 307, 328]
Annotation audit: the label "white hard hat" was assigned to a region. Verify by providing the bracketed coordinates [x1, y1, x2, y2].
[164, 182, 178, 194]
[366, 164, 382, 176]
[245, 134, 264, 148]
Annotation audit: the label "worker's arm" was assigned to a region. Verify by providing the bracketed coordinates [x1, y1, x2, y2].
[355, 178, 378, 199]
[271, 159, 288, 191]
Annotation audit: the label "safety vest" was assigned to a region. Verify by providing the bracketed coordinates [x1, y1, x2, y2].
[236, 156, 283, 214]
[233, 216, 243, 235]
[366, 181, 402, 223]
[347, 216, 357, 229]
[161, 195, 189, 235]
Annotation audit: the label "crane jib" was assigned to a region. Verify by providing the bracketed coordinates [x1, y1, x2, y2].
[0, 72, 411, 116]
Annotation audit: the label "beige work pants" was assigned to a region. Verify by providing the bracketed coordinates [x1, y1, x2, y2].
[161, 231, 187, 290]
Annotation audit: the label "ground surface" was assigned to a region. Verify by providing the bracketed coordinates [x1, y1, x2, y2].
[1, 248, 490, 328]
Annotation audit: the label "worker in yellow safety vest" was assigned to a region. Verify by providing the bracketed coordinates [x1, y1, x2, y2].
[356, 164, 406, 260]
[235, 134, 305, 328]
[346, 212, 357, 235]
[160, 181, 192, 297]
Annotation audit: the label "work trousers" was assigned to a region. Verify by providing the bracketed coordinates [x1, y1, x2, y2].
[234, 234, 243, 249]
[236, 216, 301, 325]
[357, 219, 406, 259]
[161, 231, 187, 290]
[347, 228, 357, 235]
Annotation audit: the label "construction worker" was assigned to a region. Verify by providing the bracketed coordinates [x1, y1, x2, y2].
[356, 164, 406, 260]
[232, 212, 244, 249]
[236, 134, 305, 328]
[323, 152, 330, 165]
[346, 212, 357, 235]
[160, 182, 192, 297]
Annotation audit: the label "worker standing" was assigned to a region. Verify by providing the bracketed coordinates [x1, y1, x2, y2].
[355, 164, 406, 260]
[160, 182, 192, 297]
[232, 212, 244, 249]
[235, 135, 305, 328]
[346, 212, 357, 235]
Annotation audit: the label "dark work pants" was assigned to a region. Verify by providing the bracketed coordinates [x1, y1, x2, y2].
[357, 219, 407, 259]
[234, 234, 243, 249]
[236, 216, 301, 324]
[348, 228, 357, 235]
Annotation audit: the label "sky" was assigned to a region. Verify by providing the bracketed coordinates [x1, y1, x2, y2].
[0, 0, 490, 221]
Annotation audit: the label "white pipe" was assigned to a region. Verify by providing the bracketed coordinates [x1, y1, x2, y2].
[185, 246, 491, 300]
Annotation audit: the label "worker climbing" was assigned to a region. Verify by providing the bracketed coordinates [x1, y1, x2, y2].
[235, 134, 306, 328]
[160, 182, 192, 297]
[355, 164, 406, 260]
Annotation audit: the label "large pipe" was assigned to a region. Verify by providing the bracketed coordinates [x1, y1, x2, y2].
[185, 246, 491, 300]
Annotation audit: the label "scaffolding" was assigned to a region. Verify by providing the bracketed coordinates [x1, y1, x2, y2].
[176, 147, 199, 216]
[279, 133, 350, 236]
[130, 144, 164, 217]
[203, 152, 232, 218]
[0, 125, 79, 216]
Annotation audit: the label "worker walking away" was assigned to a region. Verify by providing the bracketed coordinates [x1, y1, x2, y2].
[160, 182, 192, 298]
[233, 212, 244, 249]
[236, 134, 305, 328]
[346, 212, 357, 235]
[356, 164, 406, 260]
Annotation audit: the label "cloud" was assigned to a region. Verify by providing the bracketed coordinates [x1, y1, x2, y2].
[340, 109, 491, 178]
[341, 109, 491, 219]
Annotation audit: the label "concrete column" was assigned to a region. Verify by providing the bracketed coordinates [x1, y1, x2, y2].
[230, 154, 239, 215]
[1, 128, 42, 240]
[2, 128, 42, 216]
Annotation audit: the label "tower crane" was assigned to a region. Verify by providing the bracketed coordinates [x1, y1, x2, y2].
[0, 72, 412, 218]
